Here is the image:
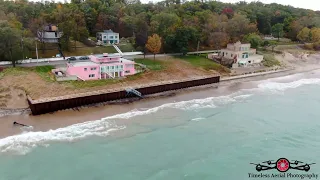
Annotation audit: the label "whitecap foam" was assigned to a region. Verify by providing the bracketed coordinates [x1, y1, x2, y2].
[0, 120, 125, 155]
[258, 78, 320, 92]
[191, 117, 205, 121]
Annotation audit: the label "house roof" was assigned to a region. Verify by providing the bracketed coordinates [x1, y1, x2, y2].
[103, 29, 115, 33]
[69, 61, 98, 67]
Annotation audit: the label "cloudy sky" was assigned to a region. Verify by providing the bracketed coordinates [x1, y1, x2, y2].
[139, 0, 320, 11]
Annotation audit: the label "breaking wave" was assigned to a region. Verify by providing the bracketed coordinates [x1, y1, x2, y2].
[257, 78, 320, 92]
[1, 77, 320, 155]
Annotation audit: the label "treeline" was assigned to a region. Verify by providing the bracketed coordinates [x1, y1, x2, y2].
[1, 0, 320, 63]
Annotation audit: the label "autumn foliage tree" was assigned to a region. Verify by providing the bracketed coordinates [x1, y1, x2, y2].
[146, 34, 162, 60]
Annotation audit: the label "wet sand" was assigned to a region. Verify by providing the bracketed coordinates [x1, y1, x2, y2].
[0, 67, 320, 138]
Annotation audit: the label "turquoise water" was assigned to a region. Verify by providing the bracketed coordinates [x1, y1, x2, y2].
[1, 77, 320, 180]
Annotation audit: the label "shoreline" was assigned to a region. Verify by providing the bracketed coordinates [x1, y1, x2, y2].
[0, 66, 315, 118]
[0, 66, 319, 138]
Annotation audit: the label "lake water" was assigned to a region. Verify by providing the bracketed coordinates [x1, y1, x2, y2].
[0, 74, 320, 180]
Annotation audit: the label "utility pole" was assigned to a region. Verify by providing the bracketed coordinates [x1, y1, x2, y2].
[36, 40, 39, 60]
[196, 40, 200, 56]
[21, 36, 24, 61]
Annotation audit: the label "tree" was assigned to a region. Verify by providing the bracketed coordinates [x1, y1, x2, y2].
[271, 23, 284, 41]
[226, 13, 257, 42]
[221, 7, 234, 19]
[207, 32, 229, 49]
[243, 33, 262, 48]
[150, 13, 181, 37]
[0, 21, 22, 67]
[297, 27, 311, 42]
[146, 34, 162, 60]
[269, 41, 278, 53]
[310, 27, 320, 42]
[167, 26, 199, 55]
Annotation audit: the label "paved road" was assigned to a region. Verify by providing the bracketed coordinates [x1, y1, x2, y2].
[1, 53, 181, 67]
[1, 50, 219, 67]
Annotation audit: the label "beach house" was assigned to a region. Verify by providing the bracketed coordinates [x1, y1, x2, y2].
[66, 53, 136, 80]
[220, 41, 263, 68]
[96, 29, 120, 45]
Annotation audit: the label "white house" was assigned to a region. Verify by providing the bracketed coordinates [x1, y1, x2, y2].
[96, 29, 119, 45]
[220, 41, 263, 68]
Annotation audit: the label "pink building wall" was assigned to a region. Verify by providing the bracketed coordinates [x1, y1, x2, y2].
[66, 54, 136, 81]
[66, 63, 100, 80]
[123, 62, 135, 75]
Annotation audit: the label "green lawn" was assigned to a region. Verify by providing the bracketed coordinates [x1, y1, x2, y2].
[134, 58, 165, 71]
[0, 67, 30, 79]
[177, 55, 230, 73]
[32, 43, 136, 58]
[35, 65, 55, 81]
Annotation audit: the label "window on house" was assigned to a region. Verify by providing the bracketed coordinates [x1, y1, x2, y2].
[125, 70, 130, 73]
[115, 36, 118, 38]
[88, 74, 95, 78]
[84, 68, 87, 71]
[111, 66, 114, 69]
[120, 65, 123, 69]
[110, 36, 113, 39]
[91, 67, 96, 70]
[103, 36, 106, 39]
[231, 54, 233, 57]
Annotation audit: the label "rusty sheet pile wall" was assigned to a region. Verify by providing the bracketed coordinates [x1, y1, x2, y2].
[28, 76, 220, 115]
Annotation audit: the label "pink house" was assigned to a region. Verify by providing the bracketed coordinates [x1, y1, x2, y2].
[66, 53, 136, 81]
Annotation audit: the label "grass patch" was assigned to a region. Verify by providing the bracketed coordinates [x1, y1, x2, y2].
[262, 54, 281, 67]
[35, 65, 55, 82]
[62, 79, 121, 89]
[32, 44, 136, 58]
[62, 72, 143, 89]
[177, 55, 231, 73]
[0, 66, 55, 82]
[0, 67, 30, 79]
[0, 94, 11, 99]
[0, 87, 10, 93]
[125, 72, 143, 81]
[134, 58, 165, 71]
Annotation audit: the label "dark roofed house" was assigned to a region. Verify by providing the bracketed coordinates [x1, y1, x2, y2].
[37, 24, 63, 43]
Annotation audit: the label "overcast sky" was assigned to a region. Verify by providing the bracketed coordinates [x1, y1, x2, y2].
[139, 0, 320, 11]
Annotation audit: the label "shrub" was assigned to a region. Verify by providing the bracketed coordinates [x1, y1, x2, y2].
[313, 41, 320, 50]
[304, 43, 314, 50]
[262, 54, 281, 67]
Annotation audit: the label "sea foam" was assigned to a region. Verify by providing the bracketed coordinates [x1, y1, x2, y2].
[258, 78, 320, 92]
